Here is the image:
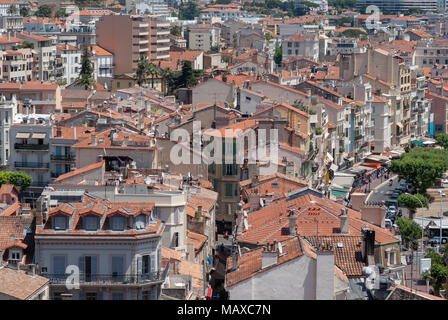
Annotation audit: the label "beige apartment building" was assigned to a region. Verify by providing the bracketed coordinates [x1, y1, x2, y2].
[96, 14, 169, 75]
[1, 48, 34, 82]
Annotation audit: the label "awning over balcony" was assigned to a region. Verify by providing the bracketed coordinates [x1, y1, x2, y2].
[31, 133, 46, 139]
[16, 132, 30, 139]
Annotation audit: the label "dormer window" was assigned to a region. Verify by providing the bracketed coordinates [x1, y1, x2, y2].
[84, 215, 99, 231]
[111, 216, 125, 231]
[53, 215, 67, 230]
[135, 214, 146, 230]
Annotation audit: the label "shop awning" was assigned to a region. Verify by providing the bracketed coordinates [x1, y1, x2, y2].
[411, 139, 424, 147]
[31, 133, 46, 139]
[16, 132, 30, 139]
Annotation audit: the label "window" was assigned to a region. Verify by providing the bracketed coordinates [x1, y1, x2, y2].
[135, 214, 146, 230]
[84, 216, 98, 231]
[54, 216, 67, 230]
[53, 255, 66, 275]
[225, 164, 233, 175]
[10, 250, 21, 260]
[225, 183, 232, 197]
[111, 216, 125, 231]
[142, 291, 150, 300]
[5, 111, 8, 123]
[142, 255, 151, 274]
[112, 256, 124, 277]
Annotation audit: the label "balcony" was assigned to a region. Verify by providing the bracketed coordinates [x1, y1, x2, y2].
[15, 162, 50, 169]
[15, 143, 49, 151]
[44, 267, 169, 287]
[51, 154, 75, 161]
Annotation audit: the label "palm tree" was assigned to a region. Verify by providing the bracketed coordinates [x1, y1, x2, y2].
[147, 63, 161, 89]
[135, 55, 149, 86]
[161, 67, 174, 95]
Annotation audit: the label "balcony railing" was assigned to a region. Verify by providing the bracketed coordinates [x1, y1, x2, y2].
[45, 270, 168, 286]
[15, 143, 49, 151]
[15, 161, 50, 168]
[51, 154, 75, 161]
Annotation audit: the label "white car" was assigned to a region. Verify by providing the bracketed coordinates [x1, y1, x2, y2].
[388, 206, 397, 215]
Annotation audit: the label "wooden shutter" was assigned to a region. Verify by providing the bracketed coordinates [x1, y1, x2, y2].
[232, 163, 237, 175]
[150, 254, 156, 274]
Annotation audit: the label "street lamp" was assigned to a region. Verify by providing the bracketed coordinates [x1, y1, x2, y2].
[438, 190, 446, 253]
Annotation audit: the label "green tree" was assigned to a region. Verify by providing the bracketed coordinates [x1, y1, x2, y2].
[396, 217, 423, 250]
[55, 9, 68, 18]
[35, 5, 52, 18]
[20, 7, 29, 17]
[214, 0, 231, 4]
[179, 60, 197, 88]
[435, 133, 448, 149]
[423, 260, 447, 296]
[170, 25, 182, 37]
[161, 67, 174, 95]
[264, 33, 273, 40]
[75, 48, 95, 90]
[341, 29, 367, 38]
[7, 4, 17, 15]
[147, 63, 161, 89]
[135, 55, 149, 86]
[274, 45, 282, 66]
[397, 193, 428, 219]
[0, 171, 32, 192]
[179, 1, 200, 20]
[389, 148, 448, 194]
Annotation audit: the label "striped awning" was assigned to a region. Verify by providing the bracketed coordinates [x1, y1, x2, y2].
[31, 133, 46, 139]
[16, 132, 30, 139]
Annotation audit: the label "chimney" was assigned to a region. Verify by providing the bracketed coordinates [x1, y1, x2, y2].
[288, 209, 297, 235]
[248, 191, 261, 211]
[90, 133, 97, 146]
[361, 226, 375, 265]
[350, 192, 366, 211]
[231, 250, 238, 271]
[315, 247, 335, 300]
[340, 208, 349, 234]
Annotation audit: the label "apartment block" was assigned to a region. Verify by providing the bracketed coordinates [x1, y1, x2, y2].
[96, 14, 169, 75]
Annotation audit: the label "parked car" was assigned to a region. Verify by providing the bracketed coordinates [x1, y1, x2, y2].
[388, 206, 397, 215]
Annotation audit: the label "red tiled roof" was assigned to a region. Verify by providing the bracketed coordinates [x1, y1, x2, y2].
[187, 230, 207, 252]
[0, 268, 49, 300]
[54, 161, 104, 182]
[305, 235, 364, 276]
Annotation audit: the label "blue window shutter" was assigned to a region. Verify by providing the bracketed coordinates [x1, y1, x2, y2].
[97, 292, 103, 300]
[53, 256, 66, 275]
[79, 291, 85, 300]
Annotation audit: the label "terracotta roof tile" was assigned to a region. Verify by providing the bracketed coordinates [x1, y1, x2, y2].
[0, 268, 49, 300]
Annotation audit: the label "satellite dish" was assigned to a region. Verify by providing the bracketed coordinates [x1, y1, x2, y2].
[243, 210, 248, 218]
[243, 218, 249, 230]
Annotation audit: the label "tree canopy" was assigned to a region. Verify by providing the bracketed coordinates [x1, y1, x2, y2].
[341, 29, 366, 38]
[274, 45, 282, 66]
[396, 217, 423, 250]
[423, 247, 448, 296]
[74, 48, 95, 90]
[397, 193, 428, 218]
[0, 171, 32, 192]
[35, 5, 52, 18]
[328, 0, 356, 10]
[179, 1, 200, 20]
[389, 148, 448, 194]
[170, 25, 182, 37]
[435, 133, 448, 149]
